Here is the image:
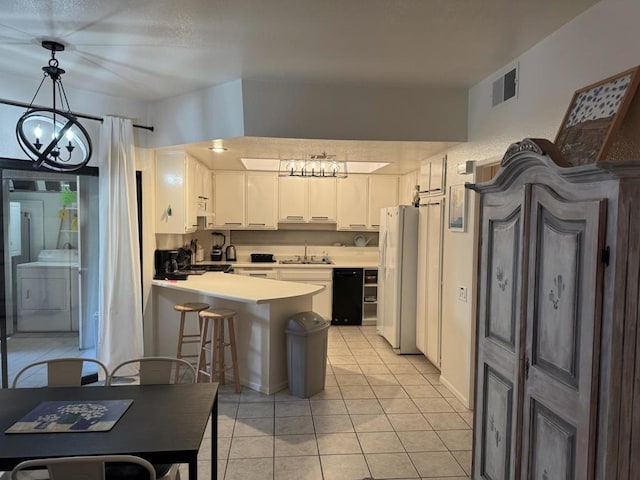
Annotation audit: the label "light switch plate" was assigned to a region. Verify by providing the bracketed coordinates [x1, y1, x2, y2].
[458, 286, 468, 302]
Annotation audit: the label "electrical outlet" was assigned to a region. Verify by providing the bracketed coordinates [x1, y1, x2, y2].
[458, 286, 468, 302]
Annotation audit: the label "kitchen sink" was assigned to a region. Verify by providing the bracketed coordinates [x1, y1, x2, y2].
[279, 257, 333, 265]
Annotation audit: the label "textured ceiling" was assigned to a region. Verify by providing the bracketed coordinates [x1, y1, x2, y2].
[0, 0, 599, 171]
[1, 0, 599, 102]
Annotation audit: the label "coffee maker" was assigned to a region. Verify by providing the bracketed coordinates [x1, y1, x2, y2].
[154, 249, 189, 280]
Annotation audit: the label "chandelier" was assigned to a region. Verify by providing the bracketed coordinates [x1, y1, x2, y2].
[278, 152, 348, 178]
[16, 41, 92, 171]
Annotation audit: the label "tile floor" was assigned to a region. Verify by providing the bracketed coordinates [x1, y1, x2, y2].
[2, 332, 96, 387]
[184, 325, 473, 480]
[2, 327, 474, 479]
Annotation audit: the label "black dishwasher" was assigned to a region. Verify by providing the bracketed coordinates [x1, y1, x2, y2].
[332, 268, 363, 325]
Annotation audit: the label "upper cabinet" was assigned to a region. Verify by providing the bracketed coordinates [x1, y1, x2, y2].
[368, 175, 399, 229]
[156, 152, 207, 234]
[399, 170, 419, 205]
[337, 175, 399, 230]
[213, 171, 278, 230]
[337, 175, 369, 230]
[278, 177, 337, 223]
[213, 172, 246, 229]
[419, 155, 447, 196]
[246, 172, 278, 229]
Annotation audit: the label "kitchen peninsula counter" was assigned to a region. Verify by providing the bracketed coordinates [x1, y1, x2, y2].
[152, 273, 322, 394]
[152, 272, 321, 303]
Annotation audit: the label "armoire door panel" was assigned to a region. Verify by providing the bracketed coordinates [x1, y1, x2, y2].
[530, 400, 576, 480]
[533, 209, 582, 388]
[521, 184, 606, 480]
[473, 189, 527, 480]
[487, 211, 521, 352]
[481, 364, 514, 480]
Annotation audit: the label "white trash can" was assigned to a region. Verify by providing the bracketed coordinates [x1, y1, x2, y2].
[286, 312, 330, 398]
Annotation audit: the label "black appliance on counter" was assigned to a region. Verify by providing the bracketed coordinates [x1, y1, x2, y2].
[154, 249, 233, 280]
[154, 249, 188, 280]
[332, 268, 363, 325]
[250, 253, 276, 263]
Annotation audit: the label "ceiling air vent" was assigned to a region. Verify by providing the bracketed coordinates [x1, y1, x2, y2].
[492, 65, 518, 107]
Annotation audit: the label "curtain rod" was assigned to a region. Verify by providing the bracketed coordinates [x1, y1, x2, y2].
[0, 97, 154, 132]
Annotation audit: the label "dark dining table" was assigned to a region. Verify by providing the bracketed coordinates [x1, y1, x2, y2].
[0, 383, 218, 480]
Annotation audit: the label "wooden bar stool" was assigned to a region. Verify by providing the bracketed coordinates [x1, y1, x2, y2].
[173, 302, 209, 382]
[197, 308, 240, 393]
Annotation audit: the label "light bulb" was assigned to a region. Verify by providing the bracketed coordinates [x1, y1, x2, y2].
[66, 130, 74, 141]
[34, 124, 42, 139]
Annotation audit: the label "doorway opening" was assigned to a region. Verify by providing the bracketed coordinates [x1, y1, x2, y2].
[1, 169, 99, 387]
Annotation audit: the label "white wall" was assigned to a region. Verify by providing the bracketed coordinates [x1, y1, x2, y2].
[146, 79, 245, 148]
[437, 0, 639, 407]
[242, 79, 468, 142]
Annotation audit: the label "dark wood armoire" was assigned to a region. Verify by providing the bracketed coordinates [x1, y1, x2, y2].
[469, 138, 640, 479]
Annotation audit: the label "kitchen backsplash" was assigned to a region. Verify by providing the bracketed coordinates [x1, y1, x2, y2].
[230, 230, 378, 247]
[156, 229, 379, 252]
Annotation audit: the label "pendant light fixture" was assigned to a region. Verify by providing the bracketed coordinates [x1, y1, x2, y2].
[278, 152, 348, 178]
[16, 40, 92, 171]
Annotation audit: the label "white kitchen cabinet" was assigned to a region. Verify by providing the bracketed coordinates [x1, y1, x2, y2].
[337, 175, 369, 230]
[278, 176, 308, 222]
[202, 171, 215, 229]
[308, 179, 337, 222]
[338, 175, 399, 231]
[194, 160, 211, 217]
[415, 199, 444, 367]
[155, 151, 200, 234]
[368, 175, 399, 229]
[278, 177, 337, 223]
[213, 172, 245, 228]
[419, 155, 447, 196]
[247, 172, 278, 229]
[234, 267, 279, 279]
[279, 269, 332, 320]
[399, 170, 419, 205]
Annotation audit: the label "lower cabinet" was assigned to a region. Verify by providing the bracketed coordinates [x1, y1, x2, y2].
[233, 267, 279, 280]
[278, 269, 332, 321]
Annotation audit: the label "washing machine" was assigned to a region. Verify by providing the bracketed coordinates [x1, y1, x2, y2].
[16, 249, 79, 332]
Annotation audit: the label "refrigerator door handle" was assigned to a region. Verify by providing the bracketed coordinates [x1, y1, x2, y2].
[379, 231, 387, 271]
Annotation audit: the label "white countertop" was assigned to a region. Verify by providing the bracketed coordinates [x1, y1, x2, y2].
[152, 271, 323, 304]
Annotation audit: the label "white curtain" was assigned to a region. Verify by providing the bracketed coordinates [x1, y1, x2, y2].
[97, 116, 143, 374]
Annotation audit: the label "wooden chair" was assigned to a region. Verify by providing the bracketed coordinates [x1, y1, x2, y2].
[11, 358, 109, 388]
[10, 455, 156, 480]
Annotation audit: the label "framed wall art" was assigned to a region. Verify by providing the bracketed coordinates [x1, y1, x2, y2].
[555, 66, 640, 166]
[448, 184, 466, 232]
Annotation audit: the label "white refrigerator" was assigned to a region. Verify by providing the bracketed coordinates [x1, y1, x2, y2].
[377, 205, 420, 354]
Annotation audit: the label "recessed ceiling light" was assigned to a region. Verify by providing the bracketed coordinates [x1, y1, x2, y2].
[209, 146, 227, 153]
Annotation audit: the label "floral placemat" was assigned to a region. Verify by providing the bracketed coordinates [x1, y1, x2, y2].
[5, 399, 133, 433]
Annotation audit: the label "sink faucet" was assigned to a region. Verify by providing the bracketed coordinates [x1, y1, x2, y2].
[303, 240, 308, 261]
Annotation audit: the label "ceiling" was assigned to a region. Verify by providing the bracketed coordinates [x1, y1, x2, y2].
[1, 0, 599, 173]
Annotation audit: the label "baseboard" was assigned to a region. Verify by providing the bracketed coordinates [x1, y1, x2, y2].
[440, 375, 472, 410]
